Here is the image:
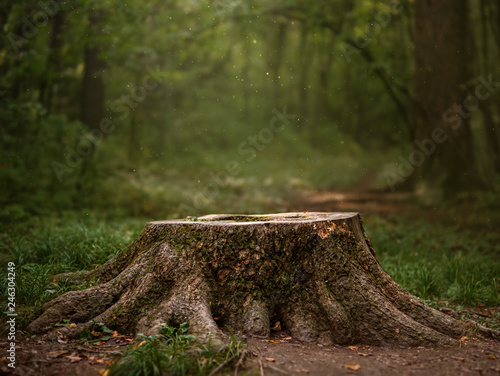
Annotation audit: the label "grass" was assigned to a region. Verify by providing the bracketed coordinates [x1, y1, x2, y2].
[0, 214, 145, 329]
[106, 323, 246, 376]
[366, 215, 500, 306]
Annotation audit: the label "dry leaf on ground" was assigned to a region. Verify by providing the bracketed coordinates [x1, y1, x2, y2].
[64, 355, 82, 363]
[47, 350, 68, 358]
[346, 362, 361, 371]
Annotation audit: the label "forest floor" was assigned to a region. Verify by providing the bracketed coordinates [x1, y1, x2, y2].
[2, 329, 500, 376]
[2, 188, 500, 376]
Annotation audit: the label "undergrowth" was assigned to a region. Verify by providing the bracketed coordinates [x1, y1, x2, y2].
[0, 214, 145, 329]
[366, 215, 500, 307]
[106, 323, 246, 376]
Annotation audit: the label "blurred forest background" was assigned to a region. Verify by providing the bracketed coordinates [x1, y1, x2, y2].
[2, 0, 500, 222]
[2, 0, 500, 335]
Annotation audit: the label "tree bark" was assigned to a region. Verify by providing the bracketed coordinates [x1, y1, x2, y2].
[27, 212, 499, 346]
[413, 0, 483, 195]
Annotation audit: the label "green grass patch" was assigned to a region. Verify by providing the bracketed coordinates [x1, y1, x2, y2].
[366, 215, 500, 307]
[0, 214, 145, 329]
[107, 323, 246, 376]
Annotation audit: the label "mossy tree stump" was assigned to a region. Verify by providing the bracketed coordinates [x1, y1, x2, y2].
[28, 212, 499, 346]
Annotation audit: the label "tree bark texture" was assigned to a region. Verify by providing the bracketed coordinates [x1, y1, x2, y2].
[28, 213, 499, 346]
[413, 0, 482, 193]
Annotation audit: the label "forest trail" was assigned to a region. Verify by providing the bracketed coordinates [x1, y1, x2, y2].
[292, 188, 415, 217]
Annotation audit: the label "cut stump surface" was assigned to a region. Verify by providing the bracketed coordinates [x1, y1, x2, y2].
[28, 212, 499, 346]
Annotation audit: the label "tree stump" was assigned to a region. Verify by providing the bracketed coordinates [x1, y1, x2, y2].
[28, 212, 499, 346]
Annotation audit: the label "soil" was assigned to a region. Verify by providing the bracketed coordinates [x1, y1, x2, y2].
[2, 188, 499, 375]
[2, 330, 499, 376]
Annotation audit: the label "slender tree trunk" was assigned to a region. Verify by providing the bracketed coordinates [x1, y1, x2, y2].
[77, 11, 107, 191]
[129, 103, 140, 163]
[80, 45, 106, 131]
[297, 24, 309, 130]
[413, 0, 482, 195]
[39, 12, 65, 115]
[266, 20, 287, 108]
[479, 102, 500, 174]
[316, 32, 335, 122]
[240, 24, 251, 121]
[477, 0, 500, 175]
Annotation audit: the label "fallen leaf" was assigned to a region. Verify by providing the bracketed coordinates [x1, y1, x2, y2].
[111, 331, 120, 337]
[454, 357, 466, 361]
[96, 359, 105, 364]
[57, 337, 67, 344]
[266, 340, 280, 344]
[357, 353, 372, 357]
[271, 321, 282, 331]
[460, 336, 468, 342]
[348, 346, 358, 351]
[64, 355, 82, 363]
[106, 360, 114, 365]
[69, 323, 77, 328]
[132, 340, 147, 349]
[486, 354, 496, 360]
[282, 337, 292, 341]
[99, 370, 109, 376]
[295, 369, 309, 373]
[395, 328, 400, 333]
[265, 358, 275, 362]
[47, 350, 68, 358]
[125, 338, 134, 342]
[346, 362, 361, 371]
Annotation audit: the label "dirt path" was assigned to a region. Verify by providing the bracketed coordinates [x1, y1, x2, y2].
[245, 332, 500, 376]
[3, 331, 500, 376]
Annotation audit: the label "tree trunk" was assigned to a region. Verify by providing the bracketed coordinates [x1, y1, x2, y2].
[27, 213, 499, 346]
[413, 0, 482, 195]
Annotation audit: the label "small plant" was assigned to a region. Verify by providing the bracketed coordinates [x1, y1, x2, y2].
[54, 319, 71, 327]
[107, 323, 247, 376]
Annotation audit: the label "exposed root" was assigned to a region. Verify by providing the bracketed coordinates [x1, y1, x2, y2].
[241, 300, 270, 337]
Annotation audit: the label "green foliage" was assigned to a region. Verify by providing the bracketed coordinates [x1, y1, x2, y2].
[107, 323, 246, 376]
[0, 215, 144, 328]
[367, 216, 500, 306]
